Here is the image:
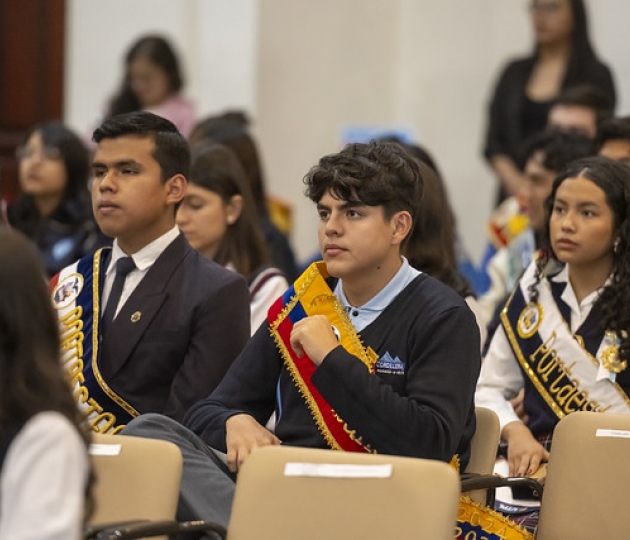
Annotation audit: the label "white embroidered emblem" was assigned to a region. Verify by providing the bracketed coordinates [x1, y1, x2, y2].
[52, 273, 84, 309]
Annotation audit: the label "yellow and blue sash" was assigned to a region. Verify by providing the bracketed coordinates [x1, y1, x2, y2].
[268, 261, 377, 452]
[51, 248, 139, 434]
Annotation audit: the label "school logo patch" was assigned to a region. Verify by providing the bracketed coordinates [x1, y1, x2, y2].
[52, 273, 84, 309]
[375, 352, 405, 375]
[517, 303, 543, 339]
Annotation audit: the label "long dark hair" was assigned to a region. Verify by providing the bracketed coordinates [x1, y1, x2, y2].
[188, 142, 270, 277]
[109, 35, 183, 117]
[533, 0, 601, 88]
[531, 156, 630, 361]
[403, 155, 472, 298]
[21, 122, 89, 199]
[0, 229, 85, 432]
[190, 112, 269, 218]
[0, 229, 93, 516]
[10, 122, 90, 236]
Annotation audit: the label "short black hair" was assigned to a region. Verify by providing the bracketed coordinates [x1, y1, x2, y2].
[303, 140, 423, 223]
[551, 84, 614, 128]
[597, 116, 630, 149]
[93, 111, 190, 182]
[523, 129, 594, 172]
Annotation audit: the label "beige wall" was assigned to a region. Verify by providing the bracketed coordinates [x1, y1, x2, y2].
[65, 0, 630, 263]
[64, 0, 259, 137]
[256, 0, 400, 262]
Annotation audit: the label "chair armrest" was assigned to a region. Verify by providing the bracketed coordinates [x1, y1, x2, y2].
[92, 519, 227, 539]
[461, 473, 543, 499]
[84, 520, 151, 539]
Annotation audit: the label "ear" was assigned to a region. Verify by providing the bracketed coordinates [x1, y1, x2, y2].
[225, 194, 244, 225]
[165, 175, 186, 205]
[390, 211, 413, 246]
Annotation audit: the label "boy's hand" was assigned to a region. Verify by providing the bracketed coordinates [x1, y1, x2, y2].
[502, 421, 549, 477]
[225, 414, 280, 473]
[289, 315, 340, 365]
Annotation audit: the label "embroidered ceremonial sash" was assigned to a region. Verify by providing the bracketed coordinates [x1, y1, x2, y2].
[501, 263, 630, 421]
[51, 248, 139, 434]
[268, 262, 531, 538]
[268, 261, 377, 452]
[456, 496, 534, 540]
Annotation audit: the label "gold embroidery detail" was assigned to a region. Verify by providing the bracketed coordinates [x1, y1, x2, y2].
[457, 495, 535, 540]
[516, 303, 543, 338]
[270, 262, 376, 452]
[602, 331, 627, 374]
[90, 249, 140, 425]
[501, 276, 630, 420]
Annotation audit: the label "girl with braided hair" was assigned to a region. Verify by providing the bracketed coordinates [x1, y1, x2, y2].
[476, 156, 630, 481]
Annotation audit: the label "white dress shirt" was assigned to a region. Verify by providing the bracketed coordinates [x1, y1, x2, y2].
[475, 264, 605, 432]
[0, 412, 88, 540]
[101, 226, 180, 319]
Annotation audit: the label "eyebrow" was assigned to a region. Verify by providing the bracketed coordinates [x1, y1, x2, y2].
[317, 200, 365, 211]
[554, 197, 600, 209]
[92, 159, 141, 169]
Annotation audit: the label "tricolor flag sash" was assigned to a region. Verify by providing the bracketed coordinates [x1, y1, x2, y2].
[51, 248, 139, 433]
[268, 261, 377, 452]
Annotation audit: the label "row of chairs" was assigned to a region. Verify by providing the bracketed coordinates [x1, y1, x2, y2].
[86, 410, 630, 539]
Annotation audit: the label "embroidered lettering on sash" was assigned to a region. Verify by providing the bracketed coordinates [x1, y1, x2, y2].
[525, 332, 611, 416]
[501, 262, 630, 421]
[53, 250, 138, 434]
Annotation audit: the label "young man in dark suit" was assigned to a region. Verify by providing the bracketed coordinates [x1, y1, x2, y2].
[50, 112, 250, 433]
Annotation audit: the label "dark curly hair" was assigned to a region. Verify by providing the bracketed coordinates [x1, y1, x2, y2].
[529, 156, 630, 362]
[303, 140, 423, 238]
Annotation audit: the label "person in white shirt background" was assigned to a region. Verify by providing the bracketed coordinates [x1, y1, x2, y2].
[476, 155, 630, 477]
[0, 228, 91, 540]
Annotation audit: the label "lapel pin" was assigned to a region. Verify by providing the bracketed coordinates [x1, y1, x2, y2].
[130, 311, 142, 323]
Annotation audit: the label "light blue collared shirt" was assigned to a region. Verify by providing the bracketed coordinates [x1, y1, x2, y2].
[333, 257, 420, 332]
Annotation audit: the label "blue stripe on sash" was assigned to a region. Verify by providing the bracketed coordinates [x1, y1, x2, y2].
[503, 286, 604, 435]
[72, 250, 135, 431]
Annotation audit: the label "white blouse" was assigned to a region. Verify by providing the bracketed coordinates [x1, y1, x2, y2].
[0, 411, 88, 540]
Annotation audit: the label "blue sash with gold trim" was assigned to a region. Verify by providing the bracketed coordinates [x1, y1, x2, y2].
[51, 248, 139, 433]
[501, 262, 630, 422]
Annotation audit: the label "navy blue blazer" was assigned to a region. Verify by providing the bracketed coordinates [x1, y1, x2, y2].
[98, 233, 251, 422]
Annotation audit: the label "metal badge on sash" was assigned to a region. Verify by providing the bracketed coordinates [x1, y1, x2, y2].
[602, 331, 628, 374]
[516, 303, 543, 339]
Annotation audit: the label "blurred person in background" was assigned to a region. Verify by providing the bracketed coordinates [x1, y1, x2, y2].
[0, 229, 91, 540]
[597, 116, 630, 164]
[6, 122, 102, 277]
[402, 154, 487, 350]
[190, 112, 298, 280]
[484, 0, 615, 205]
[177, 142, 288, 331]
[107, 35, 196, 137]
[547, 84, 614, 139]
